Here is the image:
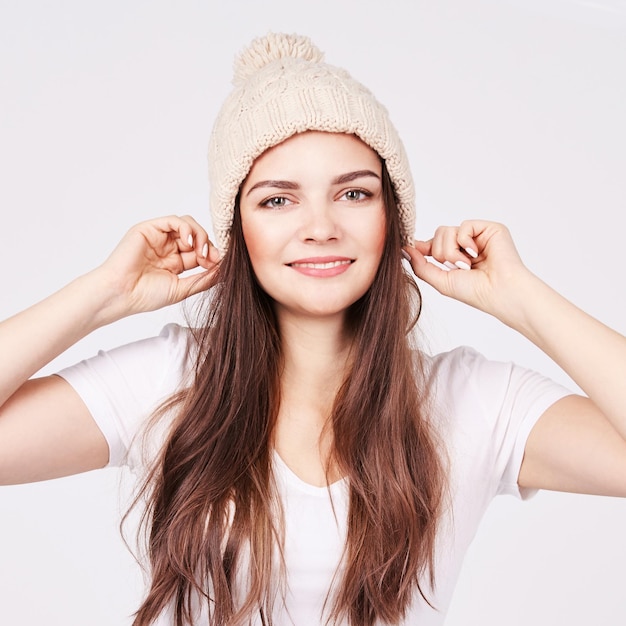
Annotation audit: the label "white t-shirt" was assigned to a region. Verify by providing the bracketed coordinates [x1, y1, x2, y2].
[57, 324, 571, 625]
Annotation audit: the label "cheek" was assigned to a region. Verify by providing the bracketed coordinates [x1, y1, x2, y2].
[375, 224, 386, 254]
[367, 212, 387, 259]
[368, 216, 388, 278]
[240, 216, 284, 289]
[241, 217, 266, 269]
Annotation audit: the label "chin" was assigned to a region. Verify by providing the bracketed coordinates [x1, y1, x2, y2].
[275, 294, 366, 321]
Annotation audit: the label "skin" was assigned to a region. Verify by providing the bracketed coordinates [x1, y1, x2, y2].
[405, 222, 626, 495]
[239, 132, 386, 484]
[239, 132, 386, 324]
[0, 215, 220, 483]
[0, 131, 625, 496]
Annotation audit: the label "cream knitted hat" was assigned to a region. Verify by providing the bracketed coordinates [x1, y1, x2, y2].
[208, 33, 415, 251]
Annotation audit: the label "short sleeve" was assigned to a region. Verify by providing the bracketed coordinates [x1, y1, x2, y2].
[474, 353, 572, 498]
[56, 324, 193, 469]
[428, 347, 573, 500]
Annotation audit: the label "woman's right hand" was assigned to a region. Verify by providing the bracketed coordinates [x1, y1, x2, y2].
[0, 215, 221, 387]
[0, 215, 222, 484]
[97, 215, 222, 318]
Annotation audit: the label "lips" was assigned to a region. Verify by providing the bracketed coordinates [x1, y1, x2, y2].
[290, 259, 351, 269]
[287, 256, 354, 277]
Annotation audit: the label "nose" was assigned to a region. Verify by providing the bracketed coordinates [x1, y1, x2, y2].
[300, 199, 340, 243]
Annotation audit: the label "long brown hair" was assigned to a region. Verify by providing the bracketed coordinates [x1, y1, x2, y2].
[130, 162, 446, 626]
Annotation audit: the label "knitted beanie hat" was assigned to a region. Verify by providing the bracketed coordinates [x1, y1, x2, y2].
[208, 33, 415, 251]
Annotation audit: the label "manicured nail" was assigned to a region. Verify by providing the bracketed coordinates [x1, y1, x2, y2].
[455, 260, 471, 271]
[444, 261, 457, 270]
[187, 234, 194, 247]
[401, 249, 411, 261]
[464, 247, 478, 259]
[202, 243, 208, 258]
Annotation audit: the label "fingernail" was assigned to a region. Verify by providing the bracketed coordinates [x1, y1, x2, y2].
[187, 234, 194, 247]
[401, 249, 411, 261]
[464, 247, 478, 259]
[444, 261, 458, 271]
[455, 260, 471, 271]
[202, 243, 208, 258]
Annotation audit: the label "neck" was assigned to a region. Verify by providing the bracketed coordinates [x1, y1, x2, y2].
[278, 311, 351, 398]
[273, 311, 352, 485]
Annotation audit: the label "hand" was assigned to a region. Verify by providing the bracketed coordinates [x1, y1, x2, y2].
[96, 215, 221, 317]
[403, 220, 533, 324]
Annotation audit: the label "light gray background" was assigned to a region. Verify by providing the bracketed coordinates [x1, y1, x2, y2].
[1, 0, 625, 624]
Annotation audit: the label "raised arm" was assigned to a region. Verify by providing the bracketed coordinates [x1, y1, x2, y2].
[403, 221, 626, 496]
[0, 215, 220, 484]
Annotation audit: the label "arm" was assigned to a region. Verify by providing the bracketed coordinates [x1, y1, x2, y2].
[0, 215, 220, 485]
[403, 221, 626, 495]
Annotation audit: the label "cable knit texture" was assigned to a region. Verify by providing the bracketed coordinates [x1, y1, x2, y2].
[208, 33, 415, 251]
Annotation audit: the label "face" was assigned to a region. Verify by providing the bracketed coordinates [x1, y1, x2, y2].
[239, 131, 386, 323]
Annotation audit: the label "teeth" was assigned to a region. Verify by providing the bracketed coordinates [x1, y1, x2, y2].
[292, 260, 351, 269]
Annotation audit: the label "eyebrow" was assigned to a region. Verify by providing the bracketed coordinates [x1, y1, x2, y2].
[245, 180, 300, 195]
[245, 169, 380, 196]
[332, 169, 380, 185]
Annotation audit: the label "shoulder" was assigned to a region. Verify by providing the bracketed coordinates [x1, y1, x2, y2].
[419, 345, 571, 428]
[55, 324, 198, 468]
[122, 322, 196, 391]
[57, 323, 197, 419]
[121, 322, 194, 358]
[79, 322, 196, 393]
[419, 346, 571, 498]
[421, 345, 512, 399]
[423, 345, 484, 376]
[98, 322, 194, 377]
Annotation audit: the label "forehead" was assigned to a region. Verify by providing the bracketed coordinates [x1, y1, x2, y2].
[244, 131, 382, 183]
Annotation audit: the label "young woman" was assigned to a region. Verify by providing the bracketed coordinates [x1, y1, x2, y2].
[1, 33, 625, 626]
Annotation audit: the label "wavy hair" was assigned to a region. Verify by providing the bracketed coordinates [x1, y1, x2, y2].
[130, 162, 446, 626]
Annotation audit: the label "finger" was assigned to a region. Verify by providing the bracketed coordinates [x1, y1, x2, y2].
[410, 240, 455, 271]
[132, 215, 196, 255]
[178, 247, 221, 272]
[175, 267, 220, 299]
[205, 240, 222, 264]
[412, 239, 433, 256]
[178, 214, 212, 259]
[141, 215, 208, 257]
[404, 244, 451, 276]
[458, 221, 482, 259]
[403, 245, 454, 293]
[185, 238, 220, 267]
[430, 226, 471, 270]
[428, 226, 448, 264]
[172, 217, 197, 253]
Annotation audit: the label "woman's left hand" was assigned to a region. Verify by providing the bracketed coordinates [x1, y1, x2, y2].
[403, 220, 531, 324]
[405, 220, 626, 497]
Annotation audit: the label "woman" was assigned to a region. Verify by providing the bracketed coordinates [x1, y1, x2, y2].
[1, 33, 625, 625]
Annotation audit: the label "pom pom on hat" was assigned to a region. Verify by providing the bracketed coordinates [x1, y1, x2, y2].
[208, 32, 415, 251]
[232, 33, 324, 86]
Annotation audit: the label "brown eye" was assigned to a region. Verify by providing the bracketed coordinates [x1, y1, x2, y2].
[261, 196, 290, 209]
[342, 189, 371, 202]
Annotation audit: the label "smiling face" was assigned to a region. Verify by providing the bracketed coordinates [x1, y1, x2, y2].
[239, 131, 387, 324]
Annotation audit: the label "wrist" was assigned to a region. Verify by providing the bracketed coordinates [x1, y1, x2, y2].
[491, 269, 551, 333]
[70, 267, 135, 330]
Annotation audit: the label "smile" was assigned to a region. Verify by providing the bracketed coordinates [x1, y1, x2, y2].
[287, 257, 354, 278]
[289, 260, 353, 269]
